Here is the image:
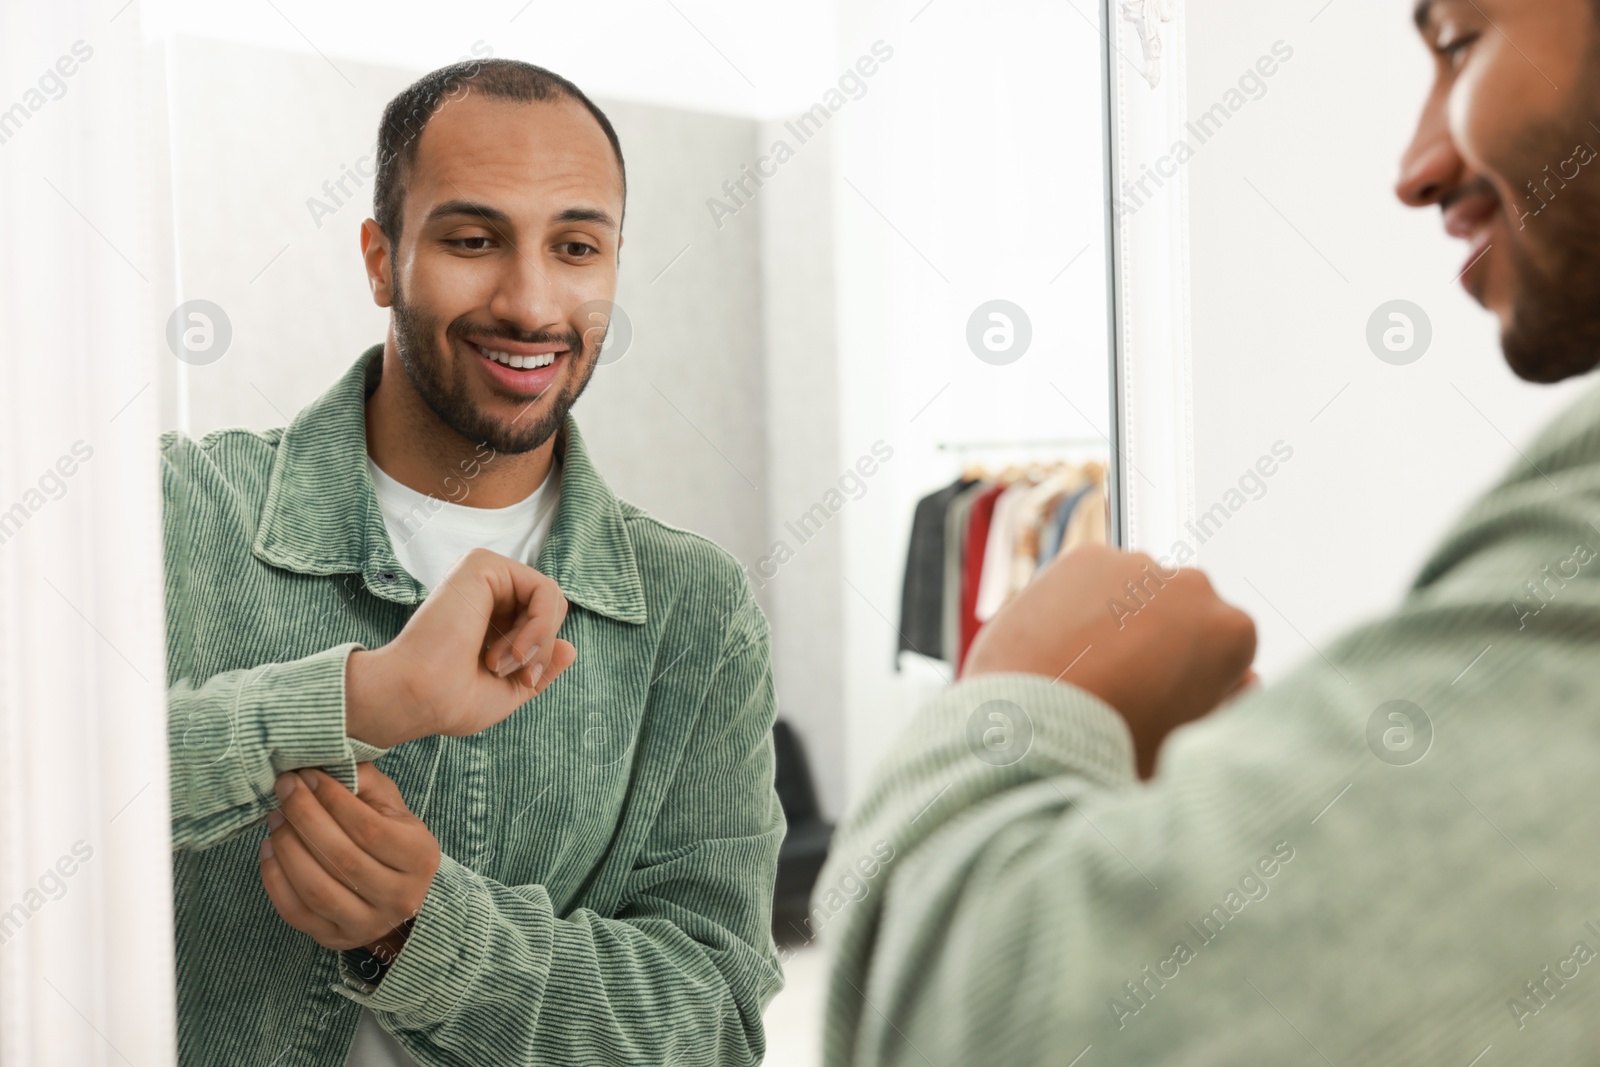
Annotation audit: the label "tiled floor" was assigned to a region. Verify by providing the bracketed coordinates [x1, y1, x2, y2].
[760, 943, 828, 1066]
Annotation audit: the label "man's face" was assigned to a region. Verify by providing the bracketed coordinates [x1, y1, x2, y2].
[1398, 0, 1600, 382]
[365, 92, 624, 453]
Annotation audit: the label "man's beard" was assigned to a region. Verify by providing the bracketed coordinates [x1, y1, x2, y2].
[1501, 187, 1600, 383]
[1497, 95, 1600, 383]
[390, 280, 596, 454]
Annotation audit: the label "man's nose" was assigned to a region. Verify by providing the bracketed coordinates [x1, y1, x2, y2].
[489, 257, 562, 334]
[1396, 100, 1462, 208]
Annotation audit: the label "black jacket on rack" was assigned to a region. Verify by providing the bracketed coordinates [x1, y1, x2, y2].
[894, 477, 977, 669]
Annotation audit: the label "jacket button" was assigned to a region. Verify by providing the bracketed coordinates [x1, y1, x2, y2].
[378, 570, 398, 583]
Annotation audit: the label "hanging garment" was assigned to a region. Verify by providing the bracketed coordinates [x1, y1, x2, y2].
[895, 478, 977, 668]
[1061, 479, 1109, 549]
[1039, 478, 1097, 564]
[958, 484, 1006, 672]
[1007, 468, 1090, 601]
[941, 481, 991, 668]
[973, 481, 1035, 623]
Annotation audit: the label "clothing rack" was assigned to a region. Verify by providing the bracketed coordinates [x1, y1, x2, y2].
[936, 439, 1108, 486]
[897, 448, 1110, 674]
[935, 437, 1106, 451]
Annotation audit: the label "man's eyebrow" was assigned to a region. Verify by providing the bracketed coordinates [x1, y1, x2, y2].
[1414, 0, 1437, 33]
[424, 199, 513, 227]
[552, 206, 618, 230]
[422, 200, 618, 231]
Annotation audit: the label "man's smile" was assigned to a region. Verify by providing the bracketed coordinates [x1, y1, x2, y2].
[1442, 181, 1501, 294]
[466, 337, 569, 396]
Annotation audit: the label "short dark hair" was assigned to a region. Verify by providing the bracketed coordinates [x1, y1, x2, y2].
[372, 58, 626, 243]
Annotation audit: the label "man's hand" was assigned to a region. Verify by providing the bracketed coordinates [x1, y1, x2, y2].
[964, 544, 1258, 778]
[259, 762, 439, 957]
[346, 548, 579, 748]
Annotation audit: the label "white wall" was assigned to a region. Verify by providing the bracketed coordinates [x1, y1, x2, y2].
[829, 0, 1115, 806]
[756, 112, 849, 817]
[1181, 0, 1591, 681]
[141, 0, 838, 120]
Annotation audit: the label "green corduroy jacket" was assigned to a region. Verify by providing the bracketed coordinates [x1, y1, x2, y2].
[819, 375, 1600, 1065]
[162, 345, 784, 1066]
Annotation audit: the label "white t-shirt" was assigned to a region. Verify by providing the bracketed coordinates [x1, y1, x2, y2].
[343, 454, 561, 1067]
[368, 455, 562, 592]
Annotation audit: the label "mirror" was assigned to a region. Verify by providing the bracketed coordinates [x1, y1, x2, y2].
[151, 1, 1120, 1063]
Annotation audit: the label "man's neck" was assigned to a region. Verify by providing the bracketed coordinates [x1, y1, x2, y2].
[364, 344, 557, 509]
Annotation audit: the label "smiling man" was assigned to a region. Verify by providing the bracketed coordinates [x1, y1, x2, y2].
[1402, 0, 1600, 383]
[162, 60, 783, 1066]
[819, 1, 1600, 1064]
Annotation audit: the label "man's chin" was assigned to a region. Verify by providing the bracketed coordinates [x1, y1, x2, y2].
[477, 418, 560, 456]
[473, 394, 570, 454]
[1500, 315, 1600, 384]
[1491, 206, 1600, 383]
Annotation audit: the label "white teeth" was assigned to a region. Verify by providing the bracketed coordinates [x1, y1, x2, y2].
[480, 345, 556, 369]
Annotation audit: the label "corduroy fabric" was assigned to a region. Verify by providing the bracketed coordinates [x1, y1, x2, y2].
[162, 346, 784, 1066]
[820, 375, 1600, 1065]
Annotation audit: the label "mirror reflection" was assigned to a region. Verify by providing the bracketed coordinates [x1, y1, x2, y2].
[153, 3, 1115, 1065]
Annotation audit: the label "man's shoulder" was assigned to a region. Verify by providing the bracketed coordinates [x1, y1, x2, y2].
[159, 424, 285, 511]
[1518, 372, 1600, 475]
[1409, 373, 1600, 593]
[614, 498, 750, 588]
[613, 498, 765, 641]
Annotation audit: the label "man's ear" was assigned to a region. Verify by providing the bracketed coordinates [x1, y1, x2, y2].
[360, 219, 394, 308]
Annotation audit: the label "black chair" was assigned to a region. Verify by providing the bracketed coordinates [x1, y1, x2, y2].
[771, 719, 833, 947]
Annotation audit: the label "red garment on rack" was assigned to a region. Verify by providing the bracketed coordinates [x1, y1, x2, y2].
[957, 484, 1006, 674]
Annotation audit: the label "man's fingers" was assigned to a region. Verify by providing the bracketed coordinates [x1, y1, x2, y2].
[533, 639, 578, 696]
[259, 846, 344, 945]
[265, 807, 372, 927]
[353, 761, 413, 817]
[429, 551, 576, 719]
[297, 765, 417, 872]
[1219, 605, 1259, 676]
[509, 660, 537, 691]
[487, 609, 545, 678]
[448, 549, 565, 664]
[504, 575, 566, 677]
[508, 636, 577, 697]
[273, 771, 399, 891]
[444, 549, 572, 689]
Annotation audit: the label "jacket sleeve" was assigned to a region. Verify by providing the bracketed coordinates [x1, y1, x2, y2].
[817, 672, 1139, 1067]
[161, 431, 388, 852]
[166, 644, 390, 851]
[816, 381, 1600, 1066]
[332, 592, 786, 1066]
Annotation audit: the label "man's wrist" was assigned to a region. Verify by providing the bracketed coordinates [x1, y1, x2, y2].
[365, 918, 415, 970]
[349, 919, 413, 987]
[345, 647, 421, 748]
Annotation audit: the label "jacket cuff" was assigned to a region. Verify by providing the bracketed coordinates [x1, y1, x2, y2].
[929, 672, 1138, 789]
[332, 853, 548, 1029]
[258, 642, 389, 795]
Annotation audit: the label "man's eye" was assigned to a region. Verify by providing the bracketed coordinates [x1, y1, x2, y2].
[560, 242, 598, 258]
[1438, 33, 1479, 68]
[452, 236, 494, 251]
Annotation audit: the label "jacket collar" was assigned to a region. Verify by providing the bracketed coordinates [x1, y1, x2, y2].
[253, 344, 647, 625]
